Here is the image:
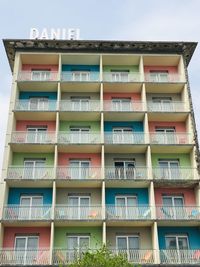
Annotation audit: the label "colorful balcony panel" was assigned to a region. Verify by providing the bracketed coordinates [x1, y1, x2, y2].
[103, 65, 140, 82]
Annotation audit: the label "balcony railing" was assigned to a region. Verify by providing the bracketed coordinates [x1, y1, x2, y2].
[156, 206, 200, 220]
[160, 249, 200, 264]
[104, 132, 145, 144]
[147, 101, 187, 112]
[153, 167, 197, 180]
[58, 132, 101, 144]
[150, 132, 192, 145]
[2, 205, 52, 221]
[61, 72, 99, 82]
[145, 73, 183, 83]
[60, 100, 100, 112]
[11, 132, 56, 144]
[104, 101, 144, 112]
[18, 71, 58, 81]
[110, 249, 155, 264]
[53, 248, 94, 264]
[105, 167, 147, 180]
[57, 166, 102, 180]
[103, 72, 141, 82]
[106, 205, 152, 220]
[0, 248, 50, 265]
[7, 166, 54, 180]
[15, 100, 57, 111]
[55, 205, 102, 220]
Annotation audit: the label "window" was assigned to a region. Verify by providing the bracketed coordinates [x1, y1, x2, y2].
[67, 235, 90, 261]
[165, 235, 189, 250]
[162, 195, 184, 219]
[116, 235, 139, 261]
[72, 71, 90, 81]
[111, 98, 131, 111]
[69, 160, 90, 179]
[20, 195, 43, 219]
[115, 195, 137, 219]
[70, 127, 90, 143]
[26, 126, 47, 143]
[152, 97, 172, 111]
[114, 160, 135, 179]
[112, 127, 133, 144]
[23, 159, 46, 179]
[111, 70, 129, 82]
[28, 97, 49, 111]
[149, 70, 169, 82]
[31, 69, 51, 81]
[158, 159, 180, 179]
[70, 97, 90, 111]
[15, 236, 39, 265]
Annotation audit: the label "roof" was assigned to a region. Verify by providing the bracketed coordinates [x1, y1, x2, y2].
[3, 39, 198, 71]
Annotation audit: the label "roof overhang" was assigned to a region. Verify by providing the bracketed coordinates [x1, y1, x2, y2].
[3, 39, 198, 72]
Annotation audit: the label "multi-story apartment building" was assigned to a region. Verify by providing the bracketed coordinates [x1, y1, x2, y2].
[0, 39, 199, 266]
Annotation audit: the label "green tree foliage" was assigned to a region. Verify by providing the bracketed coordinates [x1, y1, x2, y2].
[65, 246, 141, 267]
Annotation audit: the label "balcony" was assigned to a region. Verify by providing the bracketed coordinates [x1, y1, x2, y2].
[105, 167, 147, 180]
[103, 72, 141, 83]
[0, 248, 50, 265]
[156, 206, 200, 220]
[61, 71, 99, 82]
[110, 249, 155, 264]
[7, 166, 54, 180]
[55, 205, 102, 220]
[53, 248, 95, 265]
[104, 132, 145, 144]
[147, 101, 187, 112]
[104, 101, 144, 112]
[153, 167, 197, 180]
[160, 249, 200, 265]
[150, 132, 192, 145]
[11, 131, 56, 144]
[2, 205, 52, 221]
[57, 166, 102, 180]
[14, 100, 57, 112]
[106, 205, 152, 220]
[60, 100, 100, 112]
[145, 73, 183, 83]
[18, 71, 58, 81]
[58, 132, 101, 144]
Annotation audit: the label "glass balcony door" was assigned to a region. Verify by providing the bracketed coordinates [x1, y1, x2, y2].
[31, 70, 50, 81]
[72, 71, 90, 81]
[15, 236, 39, 265]
[163, 196, 184, 219]
[111, 98, 131, 111]
[68, 196, 90, 219]
[112, 128, 133, 144]
[23, 159, 45, 179]
[67, 235, 90, 261]
[71, 97, 90, 111]
[114, 160, 135, 179]
[149, 71, 169, 82]
[27, 127, 47, 143]
[29, 97, 49, 111]
[155, 127, 176, 144]
[158, 160, 180, 179]
[70, 127, 90, 143]
[152, 97, 172, 111]
[115, 195, 137, 219]
[111, 71, 129, 82]
[69, 160, 90, 179]
[20, 195, 43, 220]
[117, 235, 139, 261]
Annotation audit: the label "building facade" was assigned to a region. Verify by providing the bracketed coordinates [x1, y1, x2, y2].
[0, 39, 200, 266]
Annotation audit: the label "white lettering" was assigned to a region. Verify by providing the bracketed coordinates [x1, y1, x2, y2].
[30, 28, 39, 39]
[50, 28, 61, 39]
[30, 28, 80, 40]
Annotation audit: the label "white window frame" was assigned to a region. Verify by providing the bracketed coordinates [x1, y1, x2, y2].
[116, 235, 140, 251]
[28, 97, 49, 110]
[111, 98, 131, 111]
[72, 71, 90, 81]
[23, 159, 46, 179]
[31, 70, 51, 81]
[70, 97, 90, 111]
[165, 234, 189, 250]
[69, 160, 90, 179]
[111, 71, 129, 82]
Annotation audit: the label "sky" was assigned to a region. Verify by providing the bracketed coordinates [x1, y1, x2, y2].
[0, 0, 200, 169]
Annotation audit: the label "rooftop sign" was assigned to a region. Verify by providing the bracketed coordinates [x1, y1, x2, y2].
[30, 28, 80, 40]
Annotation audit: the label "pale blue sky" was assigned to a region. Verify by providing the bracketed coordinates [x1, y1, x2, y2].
[0, 0, 200, 167]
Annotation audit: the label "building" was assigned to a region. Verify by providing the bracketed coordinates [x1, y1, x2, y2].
[0, 39, 200, 266]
